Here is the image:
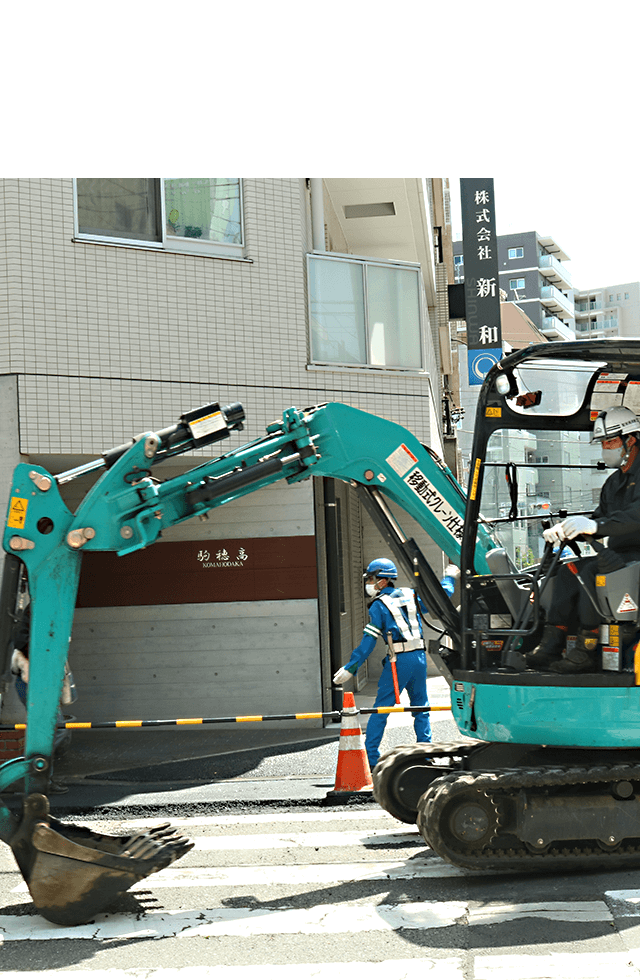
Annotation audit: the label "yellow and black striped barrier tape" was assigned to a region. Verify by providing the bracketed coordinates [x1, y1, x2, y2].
[0, 704, 451, 731]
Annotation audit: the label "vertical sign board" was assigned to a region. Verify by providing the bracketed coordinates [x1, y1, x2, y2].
[460, 178, 503, 385]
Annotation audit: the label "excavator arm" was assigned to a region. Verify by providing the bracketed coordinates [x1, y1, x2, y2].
[0, 400, 488, 924]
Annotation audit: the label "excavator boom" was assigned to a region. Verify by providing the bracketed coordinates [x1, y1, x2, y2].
[0, 399, 480, 924]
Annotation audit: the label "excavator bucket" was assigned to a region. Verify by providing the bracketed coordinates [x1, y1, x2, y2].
[8, 793, 194, 925]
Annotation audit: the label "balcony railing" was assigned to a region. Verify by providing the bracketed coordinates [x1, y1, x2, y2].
[539, 254, 571, 289]
[541, 315, 575, 341]
[540, 284, 574, 318]
[575, 318, 619, 335]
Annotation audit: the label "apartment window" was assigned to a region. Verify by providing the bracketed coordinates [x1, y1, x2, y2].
[509, 278, 525, 290]
[609, 294, 614, 302]
[618, 293, 622, 300]
[75, 178, 243, 258]
[508, 247, 524, 260]
[308, 254, 423, 369]
[626, 293, 630, 300]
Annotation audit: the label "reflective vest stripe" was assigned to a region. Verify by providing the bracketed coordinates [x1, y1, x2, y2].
[378, 590, 422, 643]
[364, 624, 383, 639]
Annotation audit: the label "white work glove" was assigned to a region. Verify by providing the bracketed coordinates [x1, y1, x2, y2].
[10, 649, 29, 682]
[543, 523, 565, 545]
[444, 564, 459, 579]
[333, 666, 354, 685]
[560, 516, 598, 540]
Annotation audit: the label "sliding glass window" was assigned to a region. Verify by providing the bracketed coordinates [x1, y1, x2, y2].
[75, 178, 243, 258]
[308, 253, 423, 370]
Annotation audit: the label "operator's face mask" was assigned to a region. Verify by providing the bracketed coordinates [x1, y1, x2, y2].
[601, 437, 627, 469]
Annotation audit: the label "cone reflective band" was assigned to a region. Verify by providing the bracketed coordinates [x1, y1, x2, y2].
[332, 692, 373, 793]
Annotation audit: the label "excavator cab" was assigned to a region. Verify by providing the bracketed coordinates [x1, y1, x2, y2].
[456, 339, 640, 682]
[374, 340, 640, 870]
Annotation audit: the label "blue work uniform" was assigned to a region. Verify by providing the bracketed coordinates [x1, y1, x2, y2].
[343, 585, 431, 769]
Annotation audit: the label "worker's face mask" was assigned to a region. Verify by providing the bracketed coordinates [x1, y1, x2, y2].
[365, 578, 379, 597]
[601, 437, 627, 469]
[602, 445, 625, 468]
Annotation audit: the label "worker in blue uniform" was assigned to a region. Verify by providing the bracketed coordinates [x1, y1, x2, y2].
[333, 558, 432, 770]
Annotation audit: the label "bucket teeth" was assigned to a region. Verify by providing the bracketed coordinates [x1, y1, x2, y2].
[10, 795, 194, 925]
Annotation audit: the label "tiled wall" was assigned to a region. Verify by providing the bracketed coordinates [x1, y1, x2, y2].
[2, 178, 436, 457]
[0, 178, 443, 726]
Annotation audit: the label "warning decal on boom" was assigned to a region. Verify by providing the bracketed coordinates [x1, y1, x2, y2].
[404, 468, 465, 542]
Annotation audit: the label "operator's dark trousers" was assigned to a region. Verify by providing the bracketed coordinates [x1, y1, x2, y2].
[546, 554, 640, 631]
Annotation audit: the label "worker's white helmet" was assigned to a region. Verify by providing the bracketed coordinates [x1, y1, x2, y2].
[592, 406, 640, 443]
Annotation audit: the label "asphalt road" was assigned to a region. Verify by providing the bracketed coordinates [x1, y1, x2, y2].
[4, 799, 640, 979]
[5, 680, 640, 978]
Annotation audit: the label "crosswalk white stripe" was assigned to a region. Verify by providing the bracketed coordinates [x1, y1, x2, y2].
[190, 828, 419, 850]
[4, 956, 640, 980]
[467, 901, 612, 925]
[474, 951, 640, 979]
[70, 809, 401, 830]
[10, 856, 476, 894]
[0, 961, 465, 980]
[606, 888, 640, 914]
[0, 902, 468, 941]
[0, 900, 613, 943]
[130, 856, 471, 886]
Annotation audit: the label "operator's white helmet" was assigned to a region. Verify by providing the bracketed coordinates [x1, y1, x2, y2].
[592, 406, 640, 443]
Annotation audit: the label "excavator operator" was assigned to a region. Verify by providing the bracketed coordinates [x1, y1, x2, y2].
[526, 405, 640, 673]
[332, 558, 431, 768]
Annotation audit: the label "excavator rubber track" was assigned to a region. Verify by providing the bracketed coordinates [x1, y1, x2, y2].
[417, 763, 640, 873]
[372, 741, 483, 824]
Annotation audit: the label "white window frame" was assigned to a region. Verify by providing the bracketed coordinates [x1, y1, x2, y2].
[73, 178, 246, 260]
[307, 251, 426, 372]
[508, 247, 524, 260]
[509, 277, 525, 290]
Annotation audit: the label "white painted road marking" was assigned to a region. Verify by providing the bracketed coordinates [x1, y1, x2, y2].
[189, 827, 420, 850]
[474, 951, 640, 979]
[0, 962, 465, 980]
[0, 900, 614, 943]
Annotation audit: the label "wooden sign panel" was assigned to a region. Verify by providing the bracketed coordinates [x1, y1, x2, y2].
[76, 536, 318, 607]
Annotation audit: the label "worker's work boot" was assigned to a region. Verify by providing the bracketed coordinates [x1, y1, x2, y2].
[548, 627, 599, 674]
[526, 624, 567, 669]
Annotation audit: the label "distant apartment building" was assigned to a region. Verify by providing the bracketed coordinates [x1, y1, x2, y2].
[453, 231, 575, 341]
[573, 282, 640, 340]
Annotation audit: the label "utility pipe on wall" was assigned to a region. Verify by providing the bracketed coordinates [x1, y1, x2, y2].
[310, 178, 325, 252]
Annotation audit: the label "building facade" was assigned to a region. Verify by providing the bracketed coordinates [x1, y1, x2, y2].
[0, 177, 455, 729]
[573, 282, 640, 340]
[454, 231, 575, 341]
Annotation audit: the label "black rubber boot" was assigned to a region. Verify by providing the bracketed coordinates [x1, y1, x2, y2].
[548, 628, 599, 674]
[526, 624, 567, 668]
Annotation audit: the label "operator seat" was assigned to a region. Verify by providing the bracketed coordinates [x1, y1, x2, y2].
[485, 547, 544, 620]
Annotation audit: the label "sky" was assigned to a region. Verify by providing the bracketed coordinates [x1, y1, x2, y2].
[449, 176, 639, 293]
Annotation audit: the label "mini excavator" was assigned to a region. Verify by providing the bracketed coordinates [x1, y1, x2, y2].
[3, 338, 640, 924]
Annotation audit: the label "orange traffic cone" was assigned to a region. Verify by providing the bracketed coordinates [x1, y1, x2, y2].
[325, 692, 373, 801]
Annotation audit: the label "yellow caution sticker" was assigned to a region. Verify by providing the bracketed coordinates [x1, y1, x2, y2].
[596, 575, 606, 587]
[485, 407, 501, 417]
[470, 458, 482, 501]
[7, 497, 28, 530]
